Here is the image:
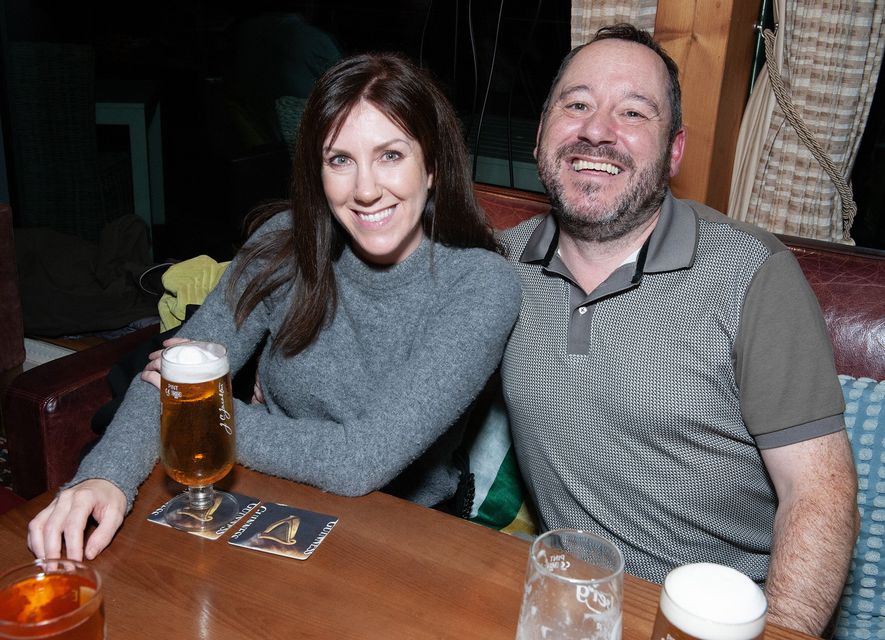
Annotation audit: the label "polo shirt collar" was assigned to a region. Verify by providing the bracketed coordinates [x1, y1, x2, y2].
[518, 189, 697, 274]
[644, 190, 697, 273]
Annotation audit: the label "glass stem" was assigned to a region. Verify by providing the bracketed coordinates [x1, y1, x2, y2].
[187, 485, 215, 511]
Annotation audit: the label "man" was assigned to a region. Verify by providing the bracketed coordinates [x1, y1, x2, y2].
[499, 23, 858, 635]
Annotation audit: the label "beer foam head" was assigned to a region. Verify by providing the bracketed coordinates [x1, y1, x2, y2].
[161, 343, 229, 383]
[661, 563, 767, 640]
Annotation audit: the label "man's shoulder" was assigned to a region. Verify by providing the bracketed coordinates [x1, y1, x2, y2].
[677, 197, 789, 258]
[496, 214, 549, 262]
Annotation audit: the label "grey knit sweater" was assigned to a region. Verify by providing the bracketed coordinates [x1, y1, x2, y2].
[71, 213, 521, 509]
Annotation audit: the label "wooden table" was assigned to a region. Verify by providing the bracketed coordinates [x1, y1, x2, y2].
[0, 466, 814, 639]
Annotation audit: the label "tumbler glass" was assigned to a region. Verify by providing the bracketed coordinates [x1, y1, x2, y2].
[0, 558, 105, 639]
[516, 529, 624, 640]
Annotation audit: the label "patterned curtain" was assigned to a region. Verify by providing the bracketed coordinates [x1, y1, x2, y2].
[571, 0, 658, 47]
[728, 0, 885, 243]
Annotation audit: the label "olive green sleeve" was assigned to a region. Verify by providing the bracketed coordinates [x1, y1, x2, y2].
[733, 249, 844, 448]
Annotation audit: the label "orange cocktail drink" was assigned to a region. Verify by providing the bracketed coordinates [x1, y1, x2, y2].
[0, 560, 104, 639]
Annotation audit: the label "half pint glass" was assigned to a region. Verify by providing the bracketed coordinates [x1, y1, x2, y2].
[160, 341, 237, 531]
[650, 563, 767, 640]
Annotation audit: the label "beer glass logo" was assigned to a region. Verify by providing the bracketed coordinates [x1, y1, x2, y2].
[544, 553, 571, 571]
[164, 383, 183, 400]
[576, 584, 612, 614]
[217, 381, 233, 435]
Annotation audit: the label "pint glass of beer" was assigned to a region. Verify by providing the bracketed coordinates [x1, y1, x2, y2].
[516, 529, 624, 640]
[650, 563, 767, 640]
[0, 559, 105, 639]
[160, 341, 238, 532]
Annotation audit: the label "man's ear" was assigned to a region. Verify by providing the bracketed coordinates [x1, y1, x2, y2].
[533, 119, 544, 161]
[668, 128, 686, 178]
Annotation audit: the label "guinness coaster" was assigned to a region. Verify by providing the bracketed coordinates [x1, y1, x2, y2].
[148, 491, 261, 540]
[227, 502, 338, 560]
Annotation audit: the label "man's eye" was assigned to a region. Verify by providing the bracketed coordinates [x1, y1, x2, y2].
[624, 110, 646, 119]
[566, 102, 588, 112]
[382, 151, 403, 161]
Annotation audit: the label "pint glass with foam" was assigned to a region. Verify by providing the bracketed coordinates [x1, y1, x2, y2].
[160, 341, 238, 532]
[650, 563, 767, 640]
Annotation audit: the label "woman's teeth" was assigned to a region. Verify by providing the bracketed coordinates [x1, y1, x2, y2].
[358, 206, 395, 222]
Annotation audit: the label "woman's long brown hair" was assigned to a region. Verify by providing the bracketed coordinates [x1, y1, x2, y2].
[227, 52, 497, 358]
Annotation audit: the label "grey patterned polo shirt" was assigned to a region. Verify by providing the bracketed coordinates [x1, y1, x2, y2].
[498, 191, 844, 584]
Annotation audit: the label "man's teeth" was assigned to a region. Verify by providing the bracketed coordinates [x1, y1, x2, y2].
[358, 206, 395, 222]
[572, 160, 621, 175]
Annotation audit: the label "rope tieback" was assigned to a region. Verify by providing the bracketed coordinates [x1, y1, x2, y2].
[762, 28, 857, 242]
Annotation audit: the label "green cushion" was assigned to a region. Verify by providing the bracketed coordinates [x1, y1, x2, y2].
[467, 385, 537, 536]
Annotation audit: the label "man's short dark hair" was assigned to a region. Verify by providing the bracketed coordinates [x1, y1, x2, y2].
[541, 23, 683, 144]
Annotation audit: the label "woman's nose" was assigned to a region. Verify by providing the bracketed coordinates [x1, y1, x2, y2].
[354, 167, 382, 204]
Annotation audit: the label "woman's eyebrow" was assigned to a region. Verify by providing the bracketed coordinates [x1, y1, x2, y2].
[371, 138, 412, 152]
[324, 138, 412, 154]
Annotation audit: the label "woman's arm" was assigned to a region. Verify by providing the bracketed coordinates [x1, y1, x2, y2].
[67, 254, 274, 508]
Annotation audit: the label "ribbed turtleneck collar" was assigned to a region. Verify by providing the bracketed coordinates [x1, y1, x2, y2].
[335, 237, 437, 291]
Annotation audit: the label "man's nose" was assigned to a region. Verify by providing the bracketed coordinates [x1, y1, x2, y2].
[577, 111, 617, 146]
[354, 167, 382, 204]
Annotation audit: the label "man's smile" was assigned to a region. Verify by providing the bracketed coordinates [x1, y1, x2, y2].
[571, 159, 622, 175]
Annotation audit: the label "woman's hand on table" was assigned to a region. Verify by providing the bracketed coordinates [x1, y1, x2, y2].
[27, 479, 127, 561]
[140, 337, 190, 389]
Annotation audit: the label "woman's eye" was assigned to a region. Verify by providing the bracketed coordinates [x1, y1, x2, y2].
[382, 151, 403, 161]
[328, 155, 350, 166]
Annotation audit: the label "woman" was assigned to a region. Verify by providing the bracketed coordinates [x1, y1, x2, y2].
[27, 53, 521, 560]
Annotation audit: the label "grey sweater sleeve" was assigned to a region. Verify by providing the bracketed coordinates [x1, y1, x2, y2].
[234, 254, 522, 497]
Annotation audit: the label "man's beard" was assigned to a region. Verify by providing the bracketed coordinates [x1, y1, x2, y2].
[538, 141, 671, 243]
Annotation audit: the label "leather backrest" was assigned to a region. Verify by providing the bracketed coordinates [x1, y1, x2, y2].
[783, 237, 885, 380]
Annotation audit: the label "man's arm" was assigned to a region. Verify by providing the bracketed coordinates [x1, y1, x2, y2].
[760, 429, 858, 635]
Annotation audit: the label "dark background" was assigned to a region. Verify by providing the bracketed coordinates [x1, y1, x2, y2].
[0, 0, 572, 261]
[1, 0, 881, 263]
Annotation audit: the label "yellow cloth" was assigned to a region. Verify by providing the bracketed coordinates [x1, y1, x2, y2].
[158, 255, 230, 331]
[500, 501, 539, 538]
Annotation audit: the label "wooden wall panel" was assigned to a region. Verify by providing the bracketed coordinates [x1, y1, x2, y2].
[654, 1, 760, 212]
